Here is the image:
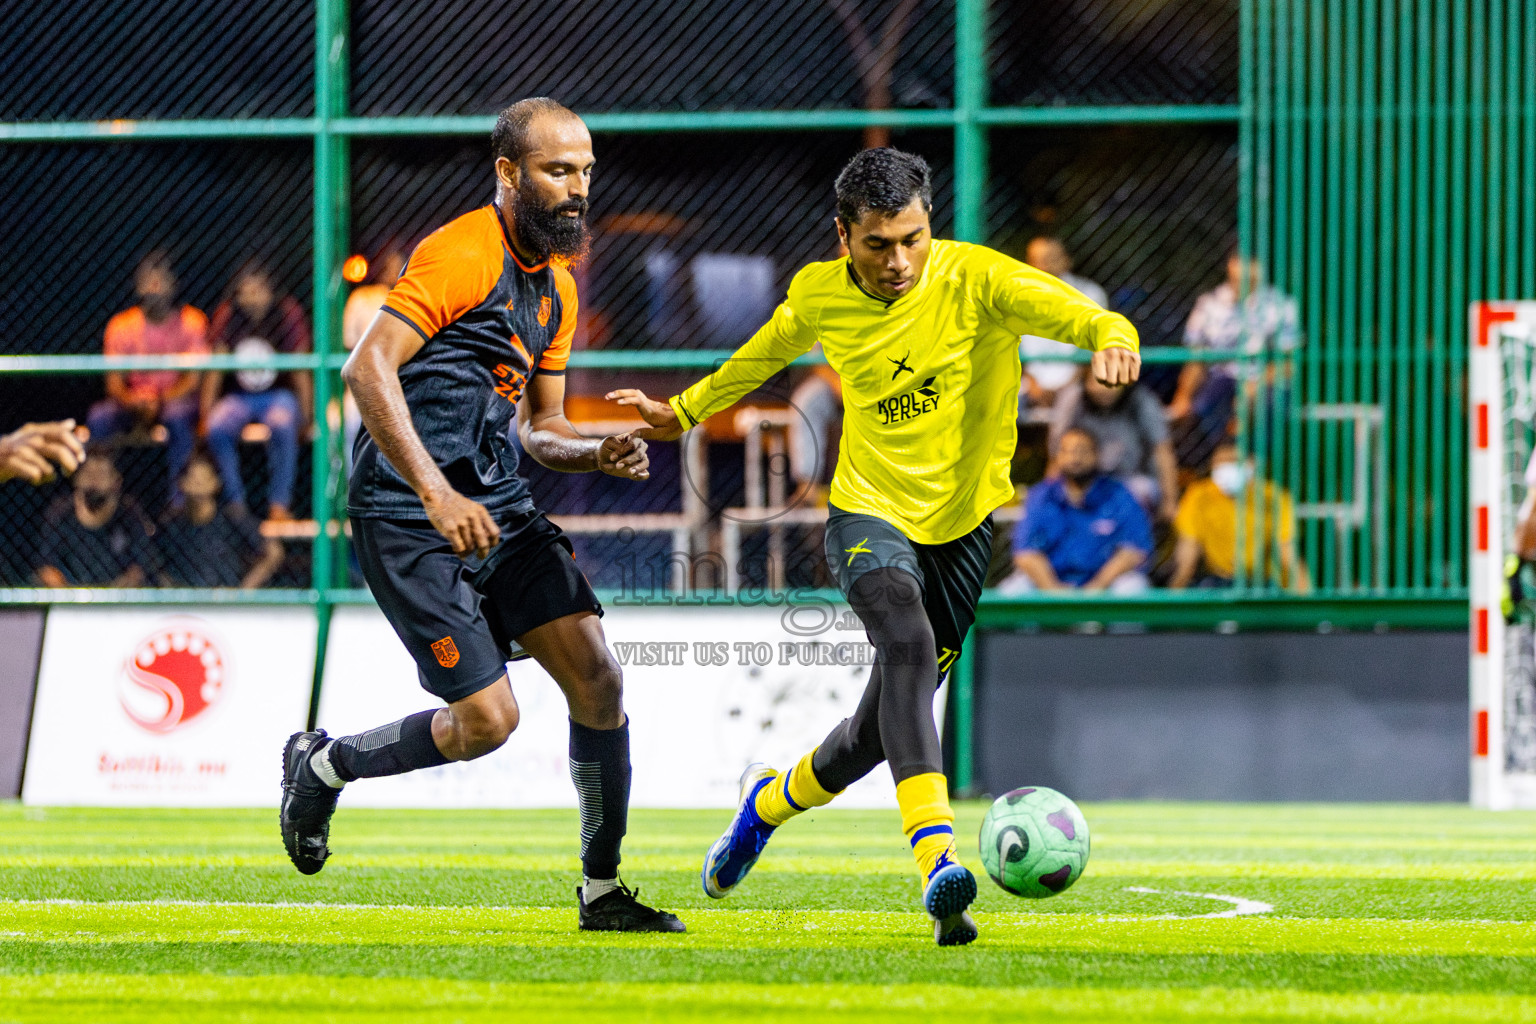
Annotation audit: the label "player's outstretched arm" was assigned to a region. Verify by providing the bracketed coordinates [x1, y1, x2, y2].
[520, 373, 649, 480]
[343, 313, 500, 559]
[608, 296, 819, 441]
[0, 420, 87, 485]
[985, 253, 1141, 388]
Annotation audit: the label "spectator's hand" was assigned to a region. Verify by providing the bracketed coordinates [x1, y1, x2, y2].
[1091, 347, 1140, 388]
[1167, 396, 1192, 421]
[36, 566, 68, 588]
[0, 420, 87, 485]
[605, 389, 684, 442]
[423, 488, 501, 560]
[598, 432, 650, 481]
[1158, 496, 1179, 523]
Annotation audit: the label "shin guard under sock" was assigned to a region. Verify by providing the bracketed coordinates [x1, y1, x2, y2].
[568, 717, 631, 880]
[326, 710, 450, 781]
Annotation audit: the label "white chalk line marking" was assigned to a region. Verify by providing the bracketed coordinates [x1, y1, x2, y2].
[1124, 885, 1274, 919]
[2, 896, 1277, 924]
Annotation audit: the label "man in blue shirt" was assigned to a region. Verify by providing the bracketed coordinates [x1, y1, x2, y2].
[1006, 427, 1152, 594]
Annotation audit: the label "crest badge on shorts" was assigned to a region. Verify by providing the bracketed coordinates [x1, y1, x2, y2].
[431, 636, 460, 668]
[538, 295, 552, 327]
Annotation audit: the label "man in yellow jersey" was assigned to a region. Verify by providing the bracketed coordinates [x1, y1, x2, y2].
[608, 148, 1139, 946]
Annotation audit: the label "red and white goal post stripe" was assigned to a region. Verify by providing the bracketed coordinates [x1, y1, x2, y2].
[1468, 301, 1536, 809]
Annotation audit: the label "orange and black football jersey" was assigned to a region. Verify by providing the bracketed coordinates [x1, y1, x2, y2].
[348, 204, 577, 519]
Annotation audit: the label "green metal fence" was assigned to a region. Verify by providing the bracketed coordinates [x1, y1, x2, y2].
[6, 0, 1529, 636]
[1235, 0, 1534, 608]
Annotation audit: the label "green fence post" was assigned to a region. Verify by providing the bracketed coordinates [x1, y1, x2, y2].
[953, 0, 988, 244]
[309, 0, 350, 728]
[950, 0, 988, 792]
[953, 641, 976, 795]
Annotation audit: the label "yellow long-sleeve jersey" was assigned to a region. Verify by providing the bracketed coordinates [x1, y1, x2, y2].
[670, 239, 1139, 545]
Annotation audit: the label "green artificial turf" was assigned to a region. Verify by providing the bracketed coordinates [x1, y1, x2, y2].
[0, 802, 1533, 1022]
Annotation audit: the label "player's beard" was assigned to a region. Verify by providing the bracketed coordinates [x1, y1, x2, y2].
[513, 180, 591, 265]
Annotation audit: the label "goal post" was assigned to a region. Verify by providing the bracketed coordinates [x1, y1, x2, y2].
[1468, 301, 1536, 809]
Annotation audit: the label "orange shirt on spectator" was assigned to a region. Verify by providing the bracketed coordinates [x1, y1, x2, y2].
[104, 305, 209, 399]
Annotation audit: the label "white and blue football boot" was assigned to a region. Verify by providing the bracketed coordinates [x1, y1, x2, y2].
[701, 762, 779, 898]
[924, 855, 979, 946]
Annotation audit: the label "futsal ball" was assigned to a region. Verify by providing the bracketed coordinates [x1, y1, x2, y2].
[978, 786, 1090, 898]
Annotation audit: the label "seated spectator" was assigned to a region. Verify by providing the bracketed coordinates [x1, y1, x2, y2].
[202, 260, 312, 521]
[342, 247, 406, 470]
[157, 454, 284, 589]
[1169, 250, 1299, 466]
[788, 354, 843, 505]
[35, 448, 155, 588]
[1050, 367, 1179, 521]
[1019, 237, 1109, 412]
[1170, 442, 1312, 591]
[1002, 427, 1152, 595]
[87, 251, 208, 506]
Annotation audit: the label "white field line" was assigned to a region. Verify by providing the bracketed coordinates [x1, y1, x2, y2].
[0, 898, 539, 912]
[1123, 886, 1273, 919]
[0, 894, 1281, 922]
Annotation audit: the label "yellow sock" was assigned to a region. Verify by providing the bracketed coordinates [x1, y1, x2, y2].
[754, 749, 838, 827]
[896, 772, 959, 880]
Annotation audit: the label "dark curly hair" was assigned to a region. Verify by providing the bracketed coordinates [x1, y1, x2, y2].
[834, 147, 932, 226]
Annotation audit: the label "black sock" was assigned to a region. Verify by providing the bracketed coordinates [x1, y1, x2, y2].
[568, 717, 630, 879]
[328, 710, 450, 781]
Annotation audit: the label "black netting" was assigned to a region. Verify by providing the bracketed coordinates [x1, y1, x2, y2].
[352, 0, 954, 116]
[0, 141, 314, 356]
[0, 1, 1252, 597]
[0, 0, 313, 121]
[987, 124, 1238, 367]
[0, 140, 315, 587]
[990, 0, 1238, 107]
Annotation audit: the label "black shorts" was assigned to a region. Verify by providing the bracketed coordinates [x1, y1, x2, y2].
[353, 510, 602, 703]
[823, 504, 993, 682]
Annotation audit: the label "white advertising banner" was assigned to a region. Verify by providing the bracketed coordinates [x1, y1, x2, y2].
[320, 603, 945, 809]
[24, 608, 316, 806]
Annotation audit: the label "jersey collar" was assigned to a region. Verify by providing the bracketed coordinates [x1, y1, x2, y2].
[844, 256, 930, 309]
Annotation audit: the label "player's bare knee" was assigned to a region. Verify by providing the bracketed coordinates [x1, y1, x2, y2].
[457, 714, 516, 760]
[447, 696, 519, 760]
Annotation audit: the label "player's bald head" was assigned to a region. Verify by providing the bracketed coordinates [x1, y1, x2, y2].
[492, 97, 584, 166]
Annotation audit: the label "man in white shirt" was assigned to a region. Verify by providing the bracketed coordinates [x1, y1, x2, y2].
[1169, 251, 1299, 420]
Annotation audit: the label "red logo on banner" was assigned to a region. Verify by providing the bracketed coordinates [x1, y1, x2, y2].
[118, 623, 226, 733]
